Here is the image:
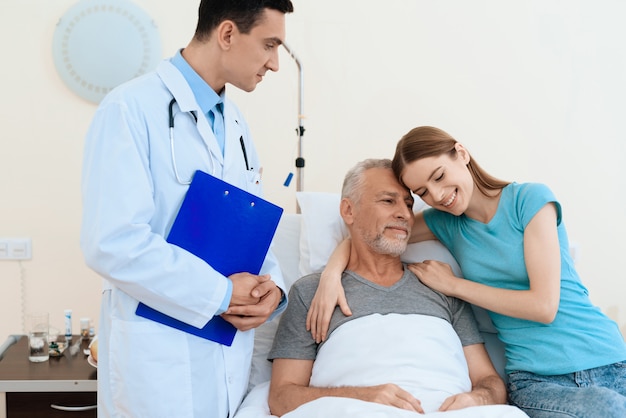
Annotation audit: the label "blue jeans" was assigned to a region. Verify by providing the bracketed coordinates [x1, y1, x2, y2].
[507, 362, 626, 417]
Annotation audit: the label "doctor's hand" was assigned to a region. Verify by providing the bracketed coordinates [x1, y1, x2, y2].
[228, 273, 271, 306]
[222, 276, 282, 331]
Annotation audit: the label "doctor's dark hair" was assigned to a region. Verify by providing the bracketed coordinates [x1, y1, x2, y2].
[194, 0, 294, 41]
[391, 126, 510, 197]
[342, 159, 395, 205]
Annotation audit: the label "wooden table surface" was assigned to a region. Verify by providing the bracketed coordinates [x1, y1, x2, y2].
[0, 335, 97, 392]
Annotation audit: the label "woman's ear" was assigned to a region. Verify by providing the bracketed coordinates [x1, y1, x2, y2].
[455, 143, 471, 164]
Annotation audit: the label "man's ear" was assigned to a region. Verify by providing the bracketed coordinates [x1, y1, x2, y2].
[340, 198, 355, 226]
[216, 20, 236, 50]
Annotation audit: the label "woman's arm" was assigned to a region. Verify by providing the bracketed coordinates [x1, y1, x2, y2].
[409, 211, 438, 243]
[409, 203, 561, 323]
[306, 238, 353, 342]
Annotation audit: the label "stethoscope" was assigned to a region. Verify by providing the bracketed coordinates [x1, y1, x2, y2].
[168, 98, 222, 186]
[169, 98, 200, 185]
[168, 98, 253, 185]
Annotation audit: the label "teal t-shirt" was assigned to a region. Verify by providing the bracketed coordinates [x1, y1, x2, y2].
[423, 182, 626, 375]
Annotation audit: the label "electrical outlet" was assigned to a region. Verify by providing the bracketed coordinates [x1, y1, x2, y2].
[0, 238, 32, 260]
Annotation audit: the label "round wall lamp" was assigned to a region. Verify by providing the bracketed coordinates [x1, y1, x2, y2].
[52, 0, 162, 104]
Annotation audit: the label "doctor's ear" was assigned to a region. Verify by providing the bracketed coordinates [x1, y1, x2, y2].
[216, 20, 236, 49]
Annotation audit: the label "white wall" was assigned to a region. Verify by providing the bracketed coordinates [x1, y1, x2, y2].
[1, 0, 625, 341]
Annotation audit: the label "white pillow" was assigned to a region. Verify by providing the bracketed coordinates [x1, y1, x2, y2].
[296, 192, 349, 276]
[401, 240, 462, 275]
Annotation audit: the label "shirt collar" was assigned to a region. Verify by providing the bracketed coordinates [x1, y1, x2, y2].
[170, 49, 223, 116]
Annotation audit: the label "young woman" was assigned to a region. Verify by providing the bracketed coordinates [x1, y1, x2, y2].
[308, 126, 626, 417]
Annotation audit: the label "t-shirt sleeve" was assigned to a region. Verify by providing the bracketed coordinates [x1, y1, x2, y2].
[516, 183, 562, 228]
[268, 277, 319, 361]
[449, 298, 484, 346]
[422, 207, 458, 251]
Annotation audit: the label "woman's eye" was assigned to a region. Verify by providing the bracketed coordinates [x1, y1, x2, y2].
[435, 173, 444, 182]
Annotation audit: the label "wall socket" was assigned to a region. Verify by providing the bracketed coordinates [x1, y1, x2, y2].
[0, 238, 32, 260]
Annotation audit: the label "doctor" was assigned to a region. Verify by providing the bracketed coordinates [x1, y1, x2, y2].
[80, 1, 294, 417]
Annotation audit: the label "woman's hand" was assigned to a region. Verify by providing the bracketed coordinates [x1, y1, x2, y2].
[408, 260, 460, 296]
[306, 271, 352, 343]
[305, 238, 353, 343]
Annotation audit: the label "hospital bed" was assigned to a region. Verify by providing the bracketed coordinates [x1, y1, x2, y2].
[236, 192, 515, 417]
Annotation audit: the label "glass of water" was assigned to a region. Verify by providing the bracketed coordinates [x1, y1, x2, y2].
[26, 312, 49, 362]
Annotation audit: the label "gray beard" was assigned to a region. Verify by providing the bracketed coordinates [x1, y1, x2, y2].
[357, 227, 408, 257]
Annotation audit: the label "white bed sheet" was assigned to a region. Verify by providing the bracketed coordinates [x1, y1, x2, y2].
[235, 314, 527, 418]
[310, 314, 470, 412]
[236, 382, 528, 418]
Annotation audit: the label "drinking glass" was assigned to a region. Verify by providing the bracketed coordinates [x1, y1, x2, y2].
[26, 312, 49, 362]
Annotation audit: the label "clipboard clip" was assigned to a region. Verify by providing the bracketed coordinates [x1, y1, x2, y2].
[224, 188, 255, 206]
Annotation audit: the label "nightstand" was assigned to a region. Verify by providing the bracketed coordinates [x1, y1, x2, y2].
[0, 335, 97, 417]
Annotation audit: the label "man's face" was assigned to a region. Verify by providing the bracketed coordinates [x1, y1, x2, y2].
[224, 9, 286, 92]
[350, 168, 415, 257]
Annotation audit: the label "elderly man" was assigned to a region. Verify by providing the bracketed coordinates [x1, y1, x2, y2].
[267, 159, 528, 417]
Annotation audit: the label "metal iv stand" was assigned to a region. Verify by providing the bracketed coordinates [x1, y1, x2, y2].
[282, 43, 305, 212]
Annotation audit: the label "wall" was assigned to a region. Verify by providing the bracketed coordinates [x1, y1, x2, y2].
[1, 0, 625, 340]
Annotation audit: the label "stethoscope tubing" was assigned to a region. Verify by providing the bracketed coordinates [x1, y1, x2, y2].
[169, 98, 198, 184]
[168, 98, 250, 185]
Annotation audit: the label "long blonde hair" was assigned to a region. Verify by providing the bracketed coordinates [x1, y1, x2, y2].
[391, 126, 509, 196]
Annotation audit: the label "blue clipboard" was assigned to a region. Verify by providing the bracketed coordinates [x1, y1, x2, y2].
[136, 170, 283, 346]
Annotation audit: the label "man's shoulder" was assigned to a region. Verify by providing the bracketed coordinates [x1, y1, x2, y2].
[291, 273, 322, 292]
[99, 71, 166, 109]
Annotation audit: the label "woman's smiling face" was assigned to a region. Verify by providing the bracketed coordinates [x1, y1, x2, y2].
[401, 144, 473, 216]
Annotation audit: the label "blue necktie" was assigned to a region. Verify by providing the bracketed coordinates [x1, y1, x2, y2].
[209, 102, 225, 155]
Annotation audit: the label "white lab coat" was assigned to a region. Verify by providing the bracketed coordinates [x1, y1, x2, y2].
[81, 59, 286, 418]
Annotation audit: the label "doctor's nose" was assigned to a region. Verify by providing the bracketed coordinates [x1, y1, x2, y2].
[266, 49, 279, 72]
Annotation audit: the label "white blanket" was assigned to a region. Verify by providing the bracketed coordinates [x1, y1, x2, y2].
[235, 314, 528, 418]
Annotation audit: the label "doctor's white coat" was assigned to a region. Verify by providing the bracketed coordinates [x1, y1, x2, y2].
[81, 59, 286, 418]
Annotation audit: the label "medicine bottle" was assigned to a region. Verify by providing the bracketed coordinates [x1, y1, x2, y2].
[64, 309, 72, 342]
[80, 317, 90, 340]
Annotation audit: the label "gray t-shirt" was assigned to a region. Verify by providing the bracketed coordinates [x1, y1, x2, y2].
[269, 266, 483, 361]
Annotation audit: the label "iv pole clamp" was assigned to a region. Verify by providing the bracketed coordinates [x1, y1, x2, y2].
[282, 43, 305, 196]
